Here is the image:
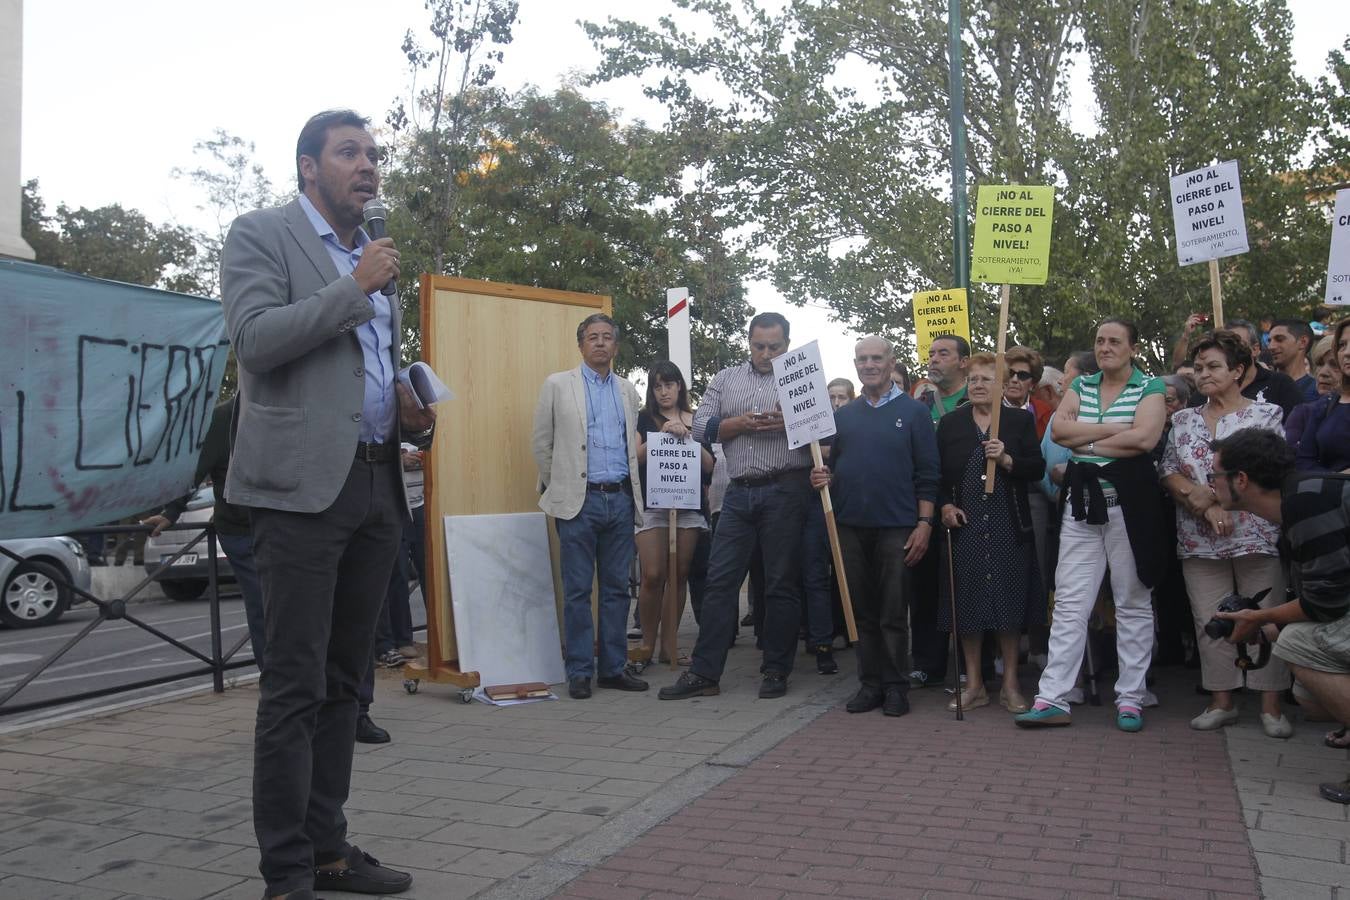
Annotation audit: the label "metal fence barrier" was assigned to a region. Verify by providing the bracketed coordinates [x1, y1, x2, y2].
[0, 522, 255, 716]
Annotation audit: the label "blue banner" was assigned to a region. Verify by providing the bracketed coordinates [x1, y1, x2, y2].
[0, 261, 227, 539]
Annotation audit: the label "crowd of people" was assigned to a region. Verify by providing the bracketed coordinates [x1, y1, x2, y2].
[534, 302, 1350, 812]
[193, 108, 1348, 898]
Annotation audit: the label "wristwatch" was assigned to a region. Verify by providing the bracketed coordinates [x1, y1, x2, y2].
[918, 514, 935, 526]
[1087, 440, 1095, 455]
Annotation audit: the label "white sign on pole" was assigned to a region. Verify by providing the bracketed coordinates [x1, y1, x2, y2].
[644, 432, 701, 509]
[666, 288, 692, 382]
[1169, 160, 1249, 266]
[771, 340, 836, 450]
[1326, 189, 1350, 307]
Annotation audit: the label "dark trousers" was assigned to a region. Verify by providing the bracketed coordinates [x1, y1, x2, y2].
[839, 525, 914, 692]
[690, 477, 808, 681]
[800, 499, 833, 648]
[909, 527, 950, 679]
[217, 531, 265, 665]
[250, 458, 403, 894]
[688, 517, 714, 625]
[406, 503, 427, 588]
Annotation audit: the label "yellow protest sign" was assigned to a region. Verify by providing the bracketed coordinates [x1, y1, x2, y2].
[971, 184, 1055, 285]
[913, 288, 971, 362]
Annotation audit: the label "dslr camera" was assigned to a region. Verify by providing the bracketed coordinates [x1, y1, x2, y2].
[1204, 588, 1271, 640]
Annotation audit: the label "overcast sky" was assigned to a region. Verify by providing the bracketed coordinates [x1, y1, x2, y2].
[19, 0, 1347, 383]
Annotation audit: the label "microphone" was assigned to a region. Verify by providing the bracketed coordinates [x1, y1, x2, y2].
[361, 198, 398, 297]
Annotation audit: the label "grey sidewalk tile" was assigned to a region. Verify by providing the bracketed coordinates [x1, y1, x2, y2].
[476, 767, 605, 792]
[380, 758, 501, 782]
[500, 787, 638, 816]
[1244, 791, 1350, 822]
[342, 810, 447, 841]
[95, 833, 242, 868]
[0, 791, 142, 825]
[391, 776, 518, 803]
[0, 844, 129, 883]
[562, 758, 688, 782]
[106, 803, 253, 840]
[462, 750, 580, 772]
[1247, 828, 1345, 862]
[387, 865, 493, 899]
[339, 834, 474, 870]
[442, 848, 537, 879]
[1260, 875, 1336, 899]
[1253, 851, 1350, 887]
[73, 858, 243, 900]
[533, 743, 654, 764]
[423, 811, 601, 854]
[0, 818, 137, 854]
[1255, 810, 1350, 840]
[344, 787, 441, 815]
[407, 795, 548, 827]
[197, 846, 260, 878]
[0, 873, 124, 898]
[587, 778, 666, 798]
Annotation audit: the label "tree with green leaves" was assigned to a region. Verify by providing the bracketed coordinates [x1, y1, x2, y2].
[20, 179, 205, 294]
[585, 0, 1339, 370]
[382, 85, 754, 388]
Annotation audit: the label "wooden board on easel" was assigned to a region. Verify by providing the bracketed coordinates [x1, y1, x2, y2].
[408, 275, 611, 697]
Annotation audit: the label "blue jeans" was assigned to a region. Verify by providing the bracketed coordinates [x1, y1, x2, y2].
[555, 489, 635, 680]
[218, 531, 266, 666]
[690, 475, 809, 681]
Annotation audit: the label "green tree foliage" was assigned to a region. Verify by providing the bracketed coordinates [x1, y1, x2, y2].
[20, 179, 205, 294]
[382, 85, 755, 388]
[172, 129, 279, 297]
[586, 0, 1339, 369]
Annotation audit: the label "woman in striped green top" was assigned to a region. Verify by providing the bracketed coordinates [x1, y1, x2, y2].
[1016, 318, 1167, 733]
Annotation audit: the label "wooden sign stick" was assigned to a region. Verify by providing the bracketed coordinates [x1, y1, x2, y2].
[661, 509, 680, 669]
[1208, 258, 1224, 326]
[811, 440, 858, 643]
[983, 282, 1012, 494]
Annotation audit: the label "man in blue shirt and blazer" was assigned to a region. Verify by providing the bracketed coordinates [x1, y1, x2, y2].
[221, 109, 434, 900]
[809, 336, 940, 716]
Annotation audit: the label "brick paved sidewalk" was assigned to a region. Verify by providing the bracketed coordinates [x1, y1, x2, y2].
[557, 672, 1336, 900]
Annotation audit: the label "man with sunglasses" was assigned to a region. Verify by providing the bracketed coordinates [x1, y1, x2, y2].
[1207, 428, 1350, 804]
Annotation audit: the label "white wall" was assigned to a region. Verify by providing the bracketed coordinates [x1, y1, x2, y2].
[0, 0, 35, 260]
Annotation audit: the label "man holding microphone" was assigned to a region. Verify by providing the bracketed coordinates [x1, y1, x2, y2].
[221, 109, 434, 899]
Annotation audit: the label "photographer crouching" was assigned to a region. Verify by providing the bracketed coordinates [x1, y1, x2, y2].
[1208, 428, 1350, 805]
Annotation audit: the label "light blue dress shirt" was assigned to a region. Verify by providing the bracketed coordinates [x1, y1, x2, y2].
[580, 364, 629, 482]
[298, 194, 396, 444]
[862, 383, 903, 408]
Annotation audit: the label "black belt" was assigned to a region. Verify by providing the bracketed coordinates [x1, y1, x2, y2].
[731, 468, 808, 488]
[355, 441, 398, 463]
[587, 481, 632, 494]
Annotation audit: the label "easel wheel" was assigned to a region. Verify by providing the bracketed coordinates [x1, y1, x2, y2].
[403, 679, 420, 695]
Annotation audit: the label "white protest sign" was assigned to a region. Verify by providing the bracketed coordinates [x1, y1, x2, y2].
[1169, 160, 1249, 266]
[1326, 188, 1350, 307]
[644, 432, 701, 510]
[771, 340, 836, 450]
[666, 288, 692, 382]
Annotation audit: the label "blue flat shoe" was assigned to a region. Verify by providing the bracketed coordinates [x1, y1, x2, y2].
[1014, 705, 1071, 728]
[1117, 708, 1143, 732]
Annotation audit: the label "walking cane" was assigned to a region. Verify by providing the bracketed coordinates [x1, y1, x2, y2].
[945, 526, 963, 721]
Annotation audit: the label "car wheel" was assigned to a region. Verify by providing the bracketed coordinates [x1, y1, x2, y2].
[160, 579, 207, 601]
[1, 561, 72, 628]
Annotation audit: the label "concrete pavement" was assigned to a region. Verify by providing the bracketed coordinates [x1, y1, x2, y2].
[0, 622, 1346, 898]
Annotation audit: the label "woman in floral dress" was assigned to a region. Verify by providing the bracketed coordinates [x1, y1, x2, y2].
[1160, 329, 1292, 738]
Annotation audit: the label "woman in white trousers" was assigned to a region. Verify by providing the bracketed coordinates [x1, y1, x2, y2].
[1016, 318, 1166, 733]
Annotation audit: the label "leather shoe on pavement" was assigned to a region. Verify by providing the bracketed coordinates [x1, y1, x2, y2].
[659, 671, 720, 700]
[597, 669, 649, 691]
[883, 688, 910, 717]
[568, 676, 592, 699]
[759, 672, 787, 699]
[845, 687, 883, 713]
[1319, 775, 1350, 804]
[314, 846, 411, 895]
[354, 714, 390, 744]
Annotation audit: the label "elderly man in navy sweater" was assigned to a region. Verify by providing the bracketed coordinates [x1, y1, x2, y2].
[810, 336, 940, 716]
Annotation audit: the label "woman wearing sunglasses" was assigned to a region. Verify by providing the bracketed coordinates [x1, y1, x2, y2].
[1159, 329, 1291, 737]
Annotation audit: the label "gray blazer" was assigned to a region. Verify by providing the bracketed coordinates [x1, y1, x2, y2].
[532, 367, 643, 522]
[220, 198, 420, 514]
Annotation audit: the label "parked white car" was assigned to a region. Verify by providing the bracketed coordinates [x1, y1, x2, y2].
[0, 536, 92, 627]
[142, 486, 235, 601]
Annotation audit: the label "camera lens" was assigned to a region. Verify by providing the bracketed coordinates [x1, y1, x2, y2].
[1204, 617, 1233, 641]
